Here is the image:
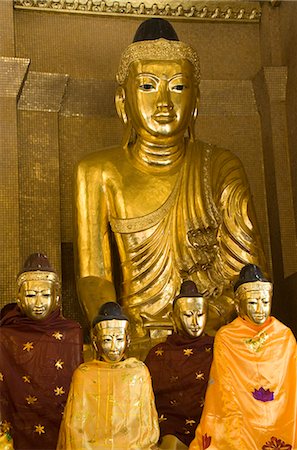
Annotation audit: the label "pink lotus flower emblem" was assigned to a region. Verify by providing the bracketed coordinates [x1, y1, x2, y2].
[252, 387, 274, 402]
[202, 433, 211, 449]
[262, 436, 292, 449]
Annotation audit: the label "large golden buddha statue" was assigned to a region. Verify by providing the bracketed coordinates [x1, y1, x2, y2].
[74, 18, 266, 342]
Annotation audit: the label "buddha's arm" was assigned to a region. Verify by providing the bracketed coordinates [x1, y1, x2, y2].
[74, 158, 116, 323]
[213, 148, 267, 282]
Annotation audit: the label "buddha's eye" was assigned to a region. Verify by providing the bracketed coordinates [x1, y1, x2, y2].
[139, 83, 155, 91]
[171, 84, 186, 92]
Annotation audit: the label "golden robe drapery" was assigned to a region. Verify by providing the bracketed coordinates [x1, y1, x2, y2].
[189, 317, 297, 450]
[57, 358, 160, 450]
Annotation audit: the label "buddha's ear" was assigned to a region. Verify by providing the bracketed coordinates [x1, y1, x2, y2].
[115, 86, 128, 125]
[188, 88, 200, 142]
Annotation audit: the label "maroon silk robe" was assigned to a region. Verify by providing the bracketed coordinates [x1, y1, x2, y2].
[0, 306, 83, 450]
[145, 333, 214, 446]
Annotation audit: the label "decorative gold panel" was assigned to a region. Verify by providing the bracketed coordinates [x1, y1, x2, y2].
[14, 0, 262, 22]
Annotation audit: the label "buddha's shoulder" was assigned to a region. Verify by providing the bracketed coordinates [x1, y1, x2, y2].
[194, 139, 243, 166]
[77, 145, 125, 169]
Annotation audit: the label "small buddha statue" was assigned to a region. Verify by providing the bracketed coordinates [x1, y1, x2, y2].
[57, 302, 160, 450]
[0, 253, 83, 450]
[145, 281, 214, 450]
[189, 264, 297, 450]
[74, 17, 266, 344]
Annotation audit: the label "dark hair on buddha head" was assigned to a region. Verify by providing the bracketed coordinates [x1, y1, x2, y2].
[133, 18, 179, 43]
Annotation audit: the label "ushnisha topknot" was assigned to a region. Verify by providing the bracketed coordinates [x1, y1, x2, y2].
[116, 18, 200, 86]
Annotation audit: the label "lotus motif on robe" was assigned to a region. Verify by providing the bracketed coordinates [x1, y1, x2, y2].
[262, 436, 292, 449]
[252, 387, 274, 402]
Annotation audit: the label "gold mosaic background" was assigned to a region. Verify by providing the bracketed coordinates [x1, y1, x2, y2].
[0, 1, 296, 336]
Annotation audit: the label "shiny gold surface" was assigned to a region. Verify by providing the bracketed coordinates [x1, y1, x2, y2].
[172, 297, 207, 338]
[74, 38, 266, 344]
[13, 0, 262, 22]
[92, 322, 129, 362]
[17, 278, 60, 320]
[235, 281, 273, 325]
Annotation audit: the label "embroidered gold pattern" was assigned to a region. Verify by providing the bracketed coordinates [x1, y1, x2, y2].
[52, 331, 63, 340]
[54, 386, 65, 396]
[22, 375, 31, 383]
[158, 414, 168, 423]
[183, 348, 193, 356]
[23, 342, 34, 352]
[34, 424, 45, 435]
[155, 348, 164, 356]
[26, 395, 37, 405]
[244, 330, 268, 353]
[196, 371, 205, 380]
[55, 359, 64, 370]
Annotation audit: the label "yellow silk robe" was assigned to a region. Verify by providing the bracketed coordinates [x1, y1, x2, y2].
[57, 358, 160, 450]
[189, 317, 297, 450]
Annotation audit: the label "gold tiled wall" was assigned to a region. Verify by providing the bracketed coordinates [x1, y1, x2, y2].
[17, 72, 68, 277]
[0, 57, 30, 304]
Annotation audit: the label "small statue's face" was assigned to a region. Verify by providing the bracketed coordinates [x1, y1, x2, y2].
[95, 325, 128, 363]
[237, 286, 272, 325]
[18, 279, 59, 320]
[125, 59, 197, 142]
[173, 297, 207, 338]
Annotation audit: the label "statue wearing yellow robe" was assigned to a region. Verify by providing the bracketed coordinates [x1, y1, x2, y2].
[57, 358, 160, 450]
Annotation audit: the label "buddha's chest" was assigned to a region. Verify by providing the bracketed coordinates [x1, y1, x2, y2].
[106, 170, 179, 219]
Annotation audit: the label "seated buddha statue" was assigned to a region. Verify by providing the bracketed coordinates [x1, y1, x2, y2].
[57, 302, 160, 450]
[145, 281, 214, 450]
[189, 264, 297, 450]
[74, 18, 266, 343]
[0, 253, 83, 450]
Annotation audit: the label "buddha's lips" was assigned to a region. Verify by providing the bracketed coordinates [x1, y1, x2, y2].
[153, 113, 176, 123]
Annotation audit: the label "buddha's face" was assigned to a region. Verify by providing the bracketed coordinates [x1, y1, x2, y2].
[237, 283, 272, 325]
[124, 59, 197, 142]
[173, 297, 207, 338]
[94, 322, 129, 363]
[17, 279, 59, 320]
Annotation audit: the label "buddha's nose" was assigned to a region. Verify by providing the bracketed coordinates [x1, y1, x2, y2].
[157, 81, 173, 110]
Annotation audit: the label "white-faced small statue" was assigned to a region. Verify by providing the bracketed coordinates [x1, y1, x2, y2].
[234, 264, 272, 326]
[16, 253, 60, 321]
[172, 280, 207, 338]
[92, 302, 130, 363]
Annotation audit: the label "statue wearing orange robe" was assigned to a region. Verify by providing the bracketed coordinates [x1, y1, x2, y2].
[190, 265, 297, 450]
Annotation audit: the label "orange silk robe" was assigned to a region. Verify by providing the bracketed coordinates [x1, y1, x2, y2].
[57, 358, 160, 450]
[189, 317, 297, 450]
